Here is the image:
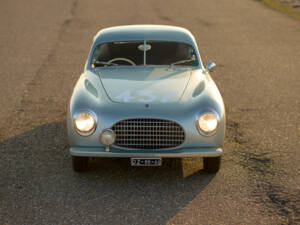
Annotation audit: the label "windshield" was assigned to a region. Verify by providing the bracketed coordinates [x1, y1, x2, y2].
[91, 41, 199, 67]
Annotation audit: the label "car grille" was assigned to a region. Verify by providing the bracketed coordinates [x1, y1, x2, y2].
[112, 118, 185, 149]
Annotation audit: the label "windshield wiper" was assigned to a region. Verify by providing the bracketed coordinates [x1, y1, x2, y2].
[93, 61, 118, 67]
[170, 58, 194, 66]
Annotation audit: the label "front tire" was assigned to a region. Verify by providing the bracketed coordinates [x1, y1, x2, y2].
[203, 156, 221, 173]
[72, 156, 89, 172]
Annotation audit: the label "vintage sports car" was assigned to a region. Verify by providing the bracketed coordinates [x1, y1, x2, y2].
[67, 25, 225, 172]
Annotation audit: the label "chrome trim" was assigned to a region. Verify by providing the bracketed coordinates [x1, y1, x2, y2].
[111, 118, 185, 150]
[70, 147, 223, 158]
[73, 109, 97, 136]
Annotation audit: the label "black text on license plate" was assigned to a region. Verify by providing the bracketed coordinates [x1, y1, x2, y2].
[131, 158, 162, 166]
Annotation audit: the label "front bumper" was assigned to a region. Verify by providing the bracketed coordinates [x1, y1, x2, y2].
[70, 147, 223, 158]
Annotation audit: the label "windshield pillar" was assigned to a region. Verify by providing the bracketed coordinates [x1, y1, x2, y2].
[143, 40, 146, 66]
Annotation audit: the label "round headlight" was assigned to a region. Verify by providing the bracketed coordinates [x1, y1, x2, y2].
[73, 111, 97, 136]
[196, 112, 218, 136]
[99, 129, 116, 146]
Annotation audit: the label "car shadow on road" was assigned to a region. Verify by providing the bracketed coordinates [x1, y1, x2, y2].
[1, 122, 216, 224]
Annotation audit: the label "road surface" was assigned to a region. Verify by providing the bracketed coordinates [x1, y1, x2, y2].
[0, 0, 299, 224]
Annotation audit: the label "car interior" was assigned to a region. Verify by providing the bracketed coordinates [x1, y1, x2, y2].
[92, 41, 198, 67]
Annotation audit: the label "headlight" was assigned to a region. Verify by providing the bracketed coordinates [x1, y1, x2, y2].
[99, 129, 116, 146]
[73, 111, 97, 136]
[196, 112, 218, 136]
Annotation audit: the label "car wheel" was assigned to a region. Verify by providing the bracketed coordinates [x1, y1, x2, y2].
[72, 156, 89, 172]
[203, 156, 221, 173]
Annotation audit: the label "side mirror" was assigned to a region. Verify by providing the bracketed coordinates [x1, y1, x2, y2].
[206, 62, 216, 72]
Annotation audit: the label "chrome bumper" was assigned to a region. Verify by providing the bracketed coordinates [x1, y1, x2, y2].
[70, 147, 223, 158]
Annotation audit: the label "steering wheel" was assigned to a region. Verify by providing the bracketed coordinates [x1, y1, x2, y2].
[107, 57, 136, 66]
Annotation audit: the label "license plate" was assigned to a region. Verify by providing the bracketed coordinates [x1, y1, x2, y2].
[131, 158, 162, 166]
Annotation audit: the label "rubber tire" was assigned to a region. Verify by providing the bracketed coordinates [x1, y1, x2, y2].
[203, 156, 221, 173]
[72, 156, 89, 172]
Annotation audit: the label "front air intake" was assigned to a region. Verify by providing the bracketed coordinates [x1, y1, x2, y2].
[111, 118, 185, 150]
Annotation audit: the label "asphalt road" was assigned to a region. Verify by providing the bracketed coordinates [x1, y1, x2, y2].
[0, 0, 300, 224]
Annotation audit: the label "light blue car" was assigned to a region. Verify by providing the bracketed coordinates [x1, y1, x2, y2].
[67, 25, 225, 172]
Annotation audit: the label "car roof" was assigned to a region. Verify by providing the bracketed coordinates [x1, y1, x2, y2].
[93, 25, 196, 45]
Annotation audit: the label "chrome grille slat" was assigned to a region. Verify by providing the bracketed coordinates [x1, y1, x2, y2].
[112, 118, 185, 149]
[116, 135, 184, 137]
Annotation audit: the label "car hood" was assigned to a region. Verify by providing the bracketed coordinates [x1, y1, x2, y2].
[96, 67, 192, 104]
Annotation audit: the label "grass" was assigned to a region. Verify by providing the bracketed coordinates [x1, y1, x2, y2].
[257, 0, 300, 20]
